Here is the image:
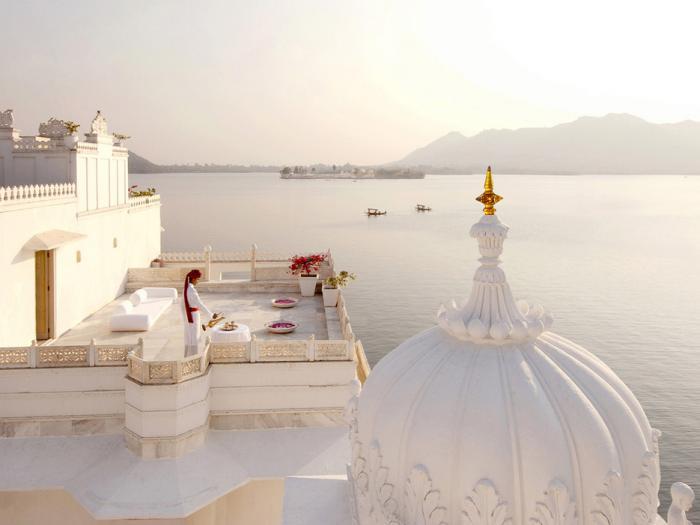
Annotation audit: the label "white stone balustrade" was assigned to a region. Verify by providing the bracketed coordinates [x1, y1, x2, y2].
[159, 250, 209, 263]
[127, 336, 355, 385]
[12, 136, 60, 151]
[112, 146, 128, 156]
[0, 338, 140, 369]
[128, 194, 161, 208]
[336, 293, 356, 343]
[75, 142, 98, 153]
[211, 251, 257, 262]
[0, 182, 76, 205]
[159, 245, 289, 264]
[160, 246, 329, 265]
[158, 245, 332, 283]
[128, 348, 209, 385]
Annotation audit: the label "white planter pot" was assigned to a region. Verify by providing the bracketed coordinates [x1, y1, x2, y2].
[298, 275, 318, 297]
[63, 134, 79, 149]
[322, 286, 339, 307]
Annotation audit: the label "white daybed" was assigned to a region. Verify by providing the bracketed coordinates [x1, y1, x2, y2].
[110, 287, 177, 332]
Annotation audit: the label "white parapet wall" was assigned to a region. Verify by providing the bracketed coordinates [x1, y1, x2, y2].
[0, 335, 362, 456]
[0, 341, 137, 437]
[123, 336, 360, 458]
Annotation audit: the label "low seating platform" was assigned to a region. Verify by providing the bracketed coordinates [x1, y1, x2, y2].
[110, 287, 177, 332]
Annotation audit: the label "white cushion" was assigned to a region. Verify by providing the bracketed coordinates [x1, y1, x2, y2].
[110, 313, 152, 332]
[130, 289, 148, 306]
[114, 300, 133, 315]
[142, 287, 178, 300]
[110, 295, 173, 332]
[136, 298, 172, 317]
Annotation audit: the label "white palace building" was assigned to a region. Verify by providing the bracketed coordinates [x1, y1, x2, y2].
[0, 111, 694, 525]
[0, 109, 161, 347]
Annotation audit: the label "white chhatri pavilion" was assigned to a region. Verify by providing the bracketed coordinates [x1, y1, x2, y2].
[283, 168, 695, 525]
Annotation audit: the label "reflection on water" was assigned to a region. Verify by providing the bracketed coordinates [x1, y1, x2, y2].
[133, 172, 700, 520]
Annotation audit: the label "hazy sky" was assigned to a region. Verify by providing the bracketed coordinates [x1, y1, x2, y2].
[3, 0, 700, 165]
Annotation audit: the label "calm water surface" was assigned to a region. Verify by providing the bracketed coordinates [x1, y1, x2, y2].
[133, 172, 700, 519]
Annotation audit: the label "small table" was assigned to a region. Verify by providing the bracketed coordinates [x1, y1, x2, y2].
[210, 323, 251, 343]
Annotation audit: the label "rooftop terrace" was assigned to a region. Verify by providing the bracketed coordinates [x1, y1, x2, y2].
[56, 290, 337, 361]
[0, 246, 370, 384]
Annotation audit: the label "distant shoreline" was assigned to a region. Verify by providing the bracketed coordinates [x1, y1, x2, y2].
[130, 170, 700, 177]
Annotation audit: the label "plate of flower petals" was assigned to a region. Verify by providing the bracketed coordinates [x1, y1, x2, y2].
[271, 297, 299, 309]
[265, 321, 298, 334]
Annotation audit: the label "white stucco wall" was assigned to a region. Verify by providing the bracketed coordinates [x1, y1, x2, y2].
[75, 150, 128, 213]
[0, 200, 161, 346]
[0, 360, 357, 427]
[8, 152, 71, 186]
[0, 367, 126, 418]
[0, 480, 284, 525]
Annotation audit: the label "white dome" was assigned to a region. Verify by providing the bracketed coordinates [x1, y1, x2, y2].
[348, 172, 661, 525]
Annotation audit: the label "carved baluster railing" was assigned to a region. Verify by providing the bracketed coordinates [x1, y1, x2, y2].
[0, 182, 77, 205]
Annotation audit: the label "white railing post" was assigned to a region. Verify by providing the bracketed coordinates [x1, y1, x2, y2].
[88, 338, 97, 366]
[250, 334, 258, 363]
[203, 244, 212, 281]
[201, 335, 211, 370]
[29, 340, 38, 368]
[307, 335, 316, 361]
[250, 243, 257, 281]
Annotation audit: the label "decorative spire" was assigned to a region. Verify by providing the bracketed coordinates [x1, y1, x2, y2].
[475, 166, 502, 215]
[437, 171, 553, 343]
[90, 110, 108, 135]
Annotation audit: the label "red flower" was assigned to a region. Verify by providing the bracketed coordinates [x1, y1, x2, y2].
[288, 253, 327, 276]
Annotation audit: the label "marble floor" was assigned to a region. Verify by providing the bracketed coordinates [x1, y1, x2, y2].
[55, 290, 330, 360]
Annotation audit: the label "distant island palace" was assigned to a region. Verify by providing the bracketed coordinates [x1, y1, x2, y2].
[280, 165, 425, 179]
[0, 110, 694, 525]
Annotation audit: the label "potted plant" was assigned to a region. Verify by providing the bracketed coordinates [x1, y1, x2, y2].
[129, 185, 157, 197]
[289, 253, 327, 296]
[63, 121, 80, 148]
[322, 271, 356, 307]
[113, 133, 130, 147]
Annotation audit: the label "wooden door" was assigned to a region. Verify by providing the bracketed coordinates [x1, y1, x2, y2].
[35, 250, 54, 340]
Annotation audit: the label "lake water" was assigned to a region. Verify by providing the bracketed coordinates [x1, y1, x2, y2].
[133, 172, 700, 519]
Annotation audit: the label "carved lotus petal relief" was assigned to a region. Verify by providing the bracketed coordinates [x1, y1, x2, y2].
[352, 440, 369, 494]
[633, 452, 661, 525]
[346, 395, 360, 436]
[462, 479, 512, 525]
[368, 443, 399, 522]
[404, 464, 447, 525]
[531, 479, 576, 525]
[592, 471, 624, 525]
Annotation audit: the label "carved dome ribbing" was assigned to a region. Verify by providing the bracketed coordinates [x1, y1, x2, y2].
[348, 171, 661, 525]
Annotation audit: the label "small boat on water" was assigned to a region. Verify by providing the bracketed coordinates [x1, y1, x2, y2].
[416, 204, 432, 212]
[366, 208, 387, 216]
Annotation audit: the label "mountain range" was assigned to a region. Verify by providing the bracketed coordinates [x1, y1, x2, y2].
[395, 113, 700, 174]
[130, 113, 700, 175]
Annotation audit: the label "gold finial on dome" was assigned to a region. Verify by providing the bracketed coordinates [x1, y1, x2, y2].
[476, 166, 502, 215]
